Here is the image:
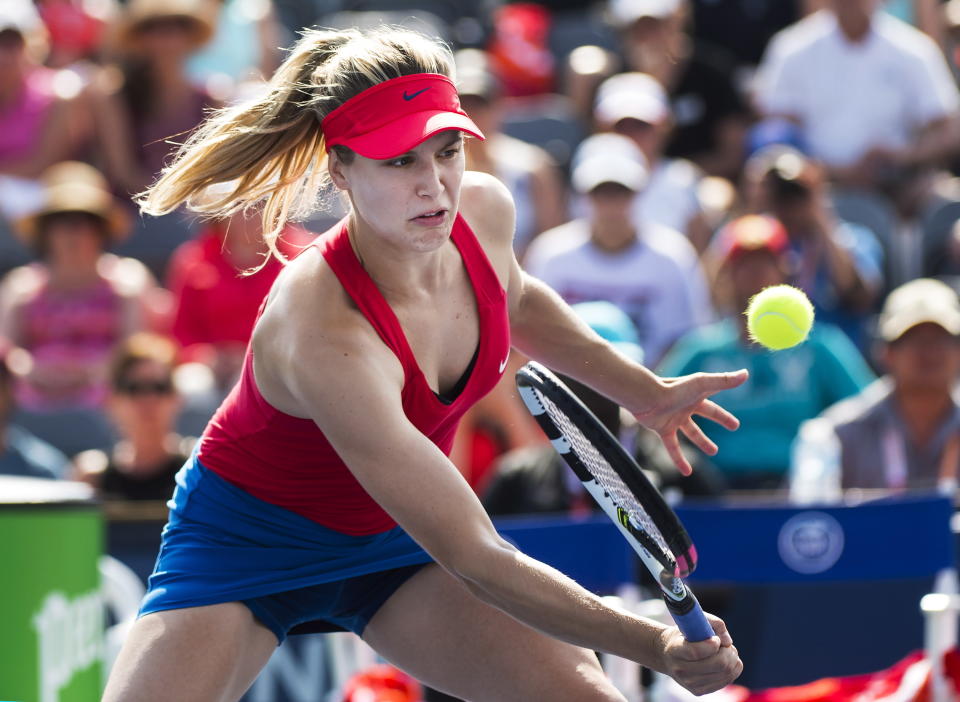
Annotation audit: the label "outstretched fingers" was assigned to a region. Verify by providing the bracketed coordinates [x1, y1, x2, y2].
[661, 431, 694, 476]
[694, 399, 740, 431]
[696, 369, 748, 396]
[681, 418, 718, 456]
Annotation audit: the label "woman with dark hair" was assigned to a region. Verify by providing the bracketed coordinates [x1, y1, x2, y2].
[74, 332, 191, 501]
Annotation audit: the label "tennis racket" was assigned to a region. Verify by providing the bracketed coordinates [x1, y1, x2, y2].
[515, 361, 714, 642]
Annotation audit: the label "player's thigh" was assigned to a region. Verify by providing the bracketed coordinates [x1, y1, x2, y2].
[362, 564, 627, 702]
[102, 602, 278, 702]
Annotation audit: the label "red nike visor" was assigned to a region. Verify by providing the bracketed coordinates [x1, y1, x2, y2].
[322, 73, 485, 160]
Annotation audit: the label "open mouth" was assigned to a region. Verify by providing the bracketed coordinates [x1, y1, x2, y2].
[413, 209, 446, 223]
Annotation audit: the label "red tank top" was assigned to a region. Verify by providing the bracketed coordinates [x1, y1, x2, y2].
[198, 214, 512, 535]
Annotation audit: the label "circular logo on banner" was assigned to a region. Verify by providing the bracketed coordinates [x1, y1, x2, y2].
[777, 512, 845, 574]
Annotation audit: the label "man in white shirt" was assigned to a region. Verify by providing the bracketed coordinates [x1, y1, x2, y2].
[754, 0, 960, 194]
[524, 133, 712, 365]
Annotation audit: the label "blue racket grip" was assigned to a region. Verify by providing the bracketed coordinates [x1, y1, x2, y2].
[663, 590, 714, 642]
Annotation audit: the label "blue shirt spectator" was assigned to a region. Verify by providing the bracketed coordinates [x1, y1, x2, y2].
[660, 318, 875, 483]
[659, 214, 876, 488]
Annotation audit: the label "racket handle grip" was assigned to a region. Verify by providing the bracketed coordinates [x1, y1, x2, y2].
[663, 591, 714, 642]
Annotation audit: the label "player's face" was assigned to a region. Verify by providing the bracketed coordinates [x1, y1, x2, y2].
[332, 131, 465, 254]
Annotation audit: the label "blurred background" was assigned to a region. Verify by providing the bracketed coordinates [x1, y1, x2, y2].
[3, 0, 960, 700]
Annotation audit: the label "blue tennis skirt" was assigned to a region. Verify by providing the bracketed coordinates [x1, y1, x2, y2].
[139, 451, 434, 643]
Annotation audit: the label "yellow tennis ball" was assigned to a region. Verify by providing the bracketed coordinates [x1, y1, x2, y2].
[745, 284, 815, 350]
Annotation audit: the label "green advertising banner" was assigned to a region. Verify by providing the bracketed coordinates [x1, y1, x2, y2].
[0, 480, 103, 702]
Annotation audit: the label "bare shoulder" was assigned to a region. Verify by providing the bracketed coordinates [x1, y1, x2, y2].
[250, 248, 403, 416]
[459, 170, 516, 247]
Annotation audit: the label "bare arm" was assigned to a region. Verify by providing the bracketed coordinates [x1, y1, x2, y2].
[459, 171, 748, 475]
[253, 262, 739, 691]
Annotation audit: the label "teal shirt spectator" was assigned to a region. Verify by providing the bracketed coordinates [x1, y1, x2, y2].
[658, 318, 875, 479]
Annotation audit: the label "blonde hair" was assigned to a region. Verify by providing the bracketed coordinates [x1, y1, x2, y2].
[138, 26, 455, 267]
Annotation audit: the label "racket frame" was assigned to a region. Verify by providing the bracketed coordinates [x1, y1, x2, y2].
[516, 361, 714, 642]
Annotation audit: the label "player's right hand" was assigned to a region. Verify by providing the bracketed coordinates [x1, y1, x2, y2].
[658, 614, 743, 696]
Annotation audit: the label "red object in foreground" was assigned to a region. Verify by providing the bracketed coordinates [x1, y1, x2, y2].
[341, 664, 422, 702]
[719, 648, 960, 702]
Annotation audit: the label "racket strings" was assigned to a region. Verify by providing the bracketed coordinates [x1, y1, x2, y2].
[537, 390, 674, 566]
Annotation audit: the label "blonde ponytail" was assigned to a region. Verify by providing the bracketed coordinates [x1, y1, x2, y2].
[138, 26, 454, 267]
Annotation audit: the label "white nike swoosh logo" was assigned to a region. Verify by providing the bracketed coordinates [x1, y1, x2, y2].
[498, 357, 508, 374]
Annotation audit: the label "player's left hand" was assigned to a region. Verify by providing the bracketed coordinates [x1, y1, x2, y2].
[658, 614, 743, 695]
[633, 370, 748, 476]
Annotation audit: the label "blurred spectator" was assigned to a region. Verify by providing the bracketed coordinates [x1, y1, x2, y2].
[754, 0, 960, 210]
[166, 210, 313, 391]
[593, 71, 711, 250]
[186, 0, 285, 92]
[791, 278, 960, 502]
[91, 0, 219, 275]
[745, 146, 885, 348]
[930, 218, 960, 277]
[524, 132, 712, 365]
[0, 339, 70, 480]
[946, 0, 960, 88]
[455, 48, 567, 258]
[96, 0, 210, 169]
[0, 162, 161, 454]
[486, 3, 556, 97]
[661, 215, 875, 490]
[0, 0, 93, 220]
[96, 0, 218, 193]
[36, 0, 113, 69]
[570, 0, 752, 179]
[483, 300, 722, 516]
[690, 0, 803, 69]
[806, 0, 945, 46]
[73, 332, 190, 500]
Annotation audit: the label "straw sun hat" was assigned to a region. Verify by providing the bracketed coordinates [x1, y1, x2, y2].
[15, 162, 131, 246]
[114, 0, 217, 52]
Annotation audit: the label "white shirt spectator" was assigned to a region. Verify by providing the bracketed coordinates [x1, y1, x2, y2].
[569, 158, 704, 241]
[524, 218, 712, 363]
[633, 158, 703, 237]
[755, 10, 959, 167]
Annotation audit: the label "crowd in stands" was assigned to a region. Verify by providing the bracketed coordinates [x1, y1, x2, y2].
[3, 0, 960, 515]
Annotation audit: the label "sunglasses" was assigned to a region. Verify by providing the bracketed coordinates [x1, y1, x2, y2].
[115, 379, 175, 396]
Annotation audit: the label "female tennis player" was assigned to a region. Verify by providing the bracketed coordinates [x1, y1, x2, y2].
[102, 27, 746, 702]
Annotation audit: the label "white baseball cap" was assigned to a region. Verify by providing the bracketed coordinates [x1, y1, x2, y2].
[878, 278, 960, 342]
[594, 72, 670, 127]
[609, 0, 683, 26]
[571, 132, 649, 194]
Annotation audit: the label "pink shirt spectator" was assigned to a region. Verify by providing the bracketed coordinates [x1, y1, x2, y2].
[0, 67, 55, 165]
[12, 268, 126, 410]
